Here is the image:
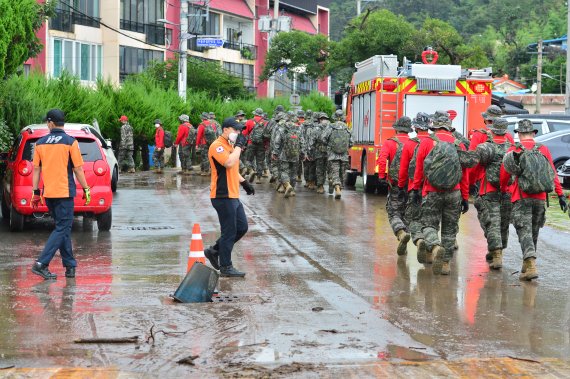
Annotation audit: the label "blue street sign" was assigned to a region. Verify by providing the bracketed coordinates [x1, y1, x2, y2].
[196, 38, 224, 48]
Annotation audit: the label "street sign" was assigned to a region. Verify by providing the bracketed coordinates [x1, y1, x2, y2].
[196, 38, 224, 48]
[289, 94, 301, 106]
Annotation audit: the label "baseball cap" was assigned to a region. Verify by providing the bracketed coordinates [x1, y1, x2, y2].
[45, 109, 65, 126]
[119, 115, 128, 122]
[222, 117, 244, 131]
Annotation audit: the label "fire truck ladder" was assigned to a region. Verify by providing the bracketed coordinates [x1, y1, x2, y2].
[378, 80, 399, 140]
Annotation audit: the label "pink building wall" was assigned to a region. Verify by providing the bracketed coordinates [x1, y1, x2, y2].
[165, 0, 180, 61]
[28, 0, 47, 74]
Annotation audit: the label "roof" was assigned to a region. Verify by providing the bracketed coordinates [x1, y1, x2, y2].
[289, 13, 316, 34]
[209, 0, 254, 19]
[528, 35, 567, 49]
[493, 75, 526, 89]
[278, 0, 332, 15]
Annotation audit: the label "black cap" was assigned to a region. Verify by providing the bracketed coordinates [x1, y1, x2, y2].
[222, 117, 244, 131]
[154, 119, 162, 125]
[45, 108, 65, 126]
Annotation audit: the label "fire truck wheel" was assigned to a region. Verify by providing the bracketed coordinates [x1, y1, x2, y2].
[345, 171, 357, 187]
[364, 175, 378, 193]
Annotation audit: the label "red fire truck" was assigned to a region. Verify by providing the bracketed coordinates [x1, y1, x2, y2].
[345, 51, 493, 192]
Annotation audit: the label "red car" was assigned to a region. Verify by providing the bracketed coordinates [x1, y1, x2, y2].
[1, 124, 113, 232]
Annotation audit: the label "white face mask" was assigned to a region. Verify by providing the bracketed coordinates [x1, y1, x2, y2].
[228, 132, 238, 144]
[155, 124, 160, 128]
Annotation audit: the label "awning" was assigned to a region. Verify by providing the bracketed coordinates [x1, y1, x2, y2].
[209, 0, 254, 19]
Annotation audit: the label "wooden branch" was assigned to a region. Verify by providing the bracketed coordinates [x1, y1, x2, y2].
[74, 336, 139, 344]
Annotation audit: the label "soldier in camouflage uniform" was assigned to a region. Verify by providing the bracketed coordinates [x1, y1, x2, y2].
[313, 113, 330, 194]
[410, 112, 470, 275]
[332, 109, 349, 189]
[321, 111, 352, 199]
[301, 110, 314, 187]
[267, 107, 286, 186]
[209, 112, 222, 137]
[118, 115, 135, 173]
[273, 112, 303, 198]
[296, 110, 306, 183]
[246, 108, 266, 184]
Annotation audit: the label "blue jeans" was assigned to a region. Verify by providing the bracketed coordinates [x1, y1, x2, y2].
[37, 197, 77, 268]
[211, 198, 248, 268]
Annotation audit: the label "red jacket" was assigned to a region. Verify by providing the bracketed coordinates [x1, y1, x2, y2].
[500, 139, 563, 202]
[398, 131, 430, 190]
[175, 122, 191, 147]
[376, 133, 410, 183]
[469, 132, 511, 195]
[196, 120, 212, 147]
[244, 116, 263, 145]
[155, 127, 164, 148]
[411, 130, 469, 200]
[469, 129, 514, 194]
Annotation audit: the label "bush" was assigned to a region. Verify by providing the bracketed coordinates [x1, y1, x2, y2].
[0, 120, 13, 152]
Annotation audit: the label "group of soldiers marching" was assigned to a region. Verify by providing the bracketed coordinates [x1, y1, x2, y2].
[378, 105, 567, 281]
[237, 106, 352, 199]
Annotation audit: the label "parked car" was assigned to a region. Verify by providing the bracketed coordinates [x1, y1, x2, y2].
[503, 114, 570, 139]
[557, 157, 570, 189]
[91, 120, 119, 192]
[1, 124, 113, 232]
[534, 129, 570, 172]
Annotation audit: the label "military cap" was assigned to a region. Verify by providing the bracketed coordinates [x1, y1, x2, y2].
[318, 112, 329, 120]
[297, 110, 305, 118]
[488, 118, 509, 135]
[393, 116, 412, 133]
[481, 105, 503, 121]
[412, 112, 431, 131]
[235, 110, 245, 117]
[514, 119, 538, 134]
[431, 111, 452, 130]
[253, 108, 264, 116]
[200, 112, 209, 120]
[274, 105, 285, 112]
[179, 114, 189, 122]
[154, 118, 162, 125]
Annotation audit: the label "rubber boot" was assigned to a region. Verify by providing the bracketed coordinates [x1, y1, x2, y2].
[431, 245, 446, 275]
[396, 229, 411, 256]
[316, 185, 325, 194]
[334, 185, 342, 199]
[284, 182, 294, 198]
[489, 249, 503, 270]
[416, 239, 428, 264]
[519, 258, 538, 281]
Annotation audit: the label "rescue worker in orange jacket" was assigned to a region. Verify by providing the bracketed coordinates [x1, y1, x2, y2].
[376, 116, 412, 256]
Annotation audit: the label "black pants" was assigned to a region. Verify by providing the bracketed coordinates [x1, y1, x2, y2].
[211, 198, 248, 268]
[37, 197, 76, 268]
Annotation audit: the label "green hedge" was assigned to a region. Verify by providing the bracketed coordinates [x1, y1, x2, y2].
[0, 72, 336, 148]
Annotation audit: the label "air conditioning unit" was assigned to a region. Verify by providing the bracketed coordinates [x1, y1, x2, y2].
[258, 16, 272, 32]
[277, 16, 291, 32]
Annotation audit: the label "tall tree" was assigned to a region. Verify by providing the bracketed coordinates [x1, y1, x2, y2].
[0, 0, 54, 79]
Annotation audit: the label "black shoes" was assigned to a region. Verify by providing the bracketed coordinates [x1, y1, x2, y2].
[65, 266, 76, 278]
[220, 265, 246, 278]
[204, 246, 220, 270]
[31, 262, 57, 280]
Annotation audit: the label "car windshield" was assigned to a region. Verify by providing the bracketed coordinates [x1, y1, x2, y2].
[547, 121, 570, 132]
[22, 137, 103, 162]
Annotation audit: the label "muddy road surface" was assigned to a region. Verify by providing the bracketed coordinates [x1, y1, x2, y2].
[1, 170, 570, 377]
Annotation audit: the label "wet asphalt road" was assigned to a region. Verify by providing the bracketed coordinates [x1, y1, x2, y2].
[1, 169, 570, 377]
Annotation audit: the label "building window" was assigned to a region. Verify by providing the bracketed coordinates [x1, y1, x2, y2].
[188, 7, 220, 35]
[51, 0, 101, 30]
[119, 45, 164, 82]
[52, 38, 102, 82]
[120, 0, 164, 32]
[223, 62, 254, 91]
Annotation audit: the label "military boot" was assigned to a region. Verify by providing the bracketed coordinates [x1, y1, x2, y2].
[489, 249, 503, 270]
[262, 170, 269, 178]
[431, 245, 446, 275]
[328, 182, 334, 195]
[396, 229, 410, 256]
[269, 175, 277, 183]
[256, 176, 262, 184]
[277, 183, 285, 193]
[284, 182, 294, 198]
[334, 185, 342, 199]
[128, 168, 136, 173]
[519, 258, 538, 281]
[440, 262, 451, 275]
[308, 181, 316, 190]
[248, 172, 256, 183]
[416, 239, 428, 264]
[316, 185, 325, 194]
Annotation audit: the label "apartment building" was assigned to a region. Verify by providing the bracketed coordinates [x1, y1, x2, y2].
[27, 0, 330, 98]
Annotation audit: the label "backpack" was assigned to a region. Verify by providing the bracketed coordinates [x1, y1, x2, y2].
[424, 134, 462, 190]
[407, 137, 421, 182]
[203, 122, 216, 145]
[163, 130, 173, 148]
[516, 143, 555, 194]
[283, 126, 301, 161]
[185, 124, 197, 145]
[387, 136, 404, 182]
[482, 132, 511, 189]
[329, 125, 350, 154]
[250, 120, 265, 144]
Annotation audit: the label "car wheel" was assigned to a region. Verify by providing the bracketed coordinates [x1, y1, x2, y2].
[97, 208, 112, 231]
[83, 216, 93, 232]
[554, 159, 567, 172]
[9, 204, 24, 232]
[1, 193, 10, 220]
[111, 167, 118, 193]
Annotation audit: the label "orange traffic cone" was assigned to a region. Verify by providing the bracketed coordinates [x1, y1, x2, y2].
[187, 223, 206, 273]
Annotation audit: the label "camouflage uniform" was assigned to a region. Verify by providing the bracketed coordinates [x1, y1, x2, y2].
[273, 116, 302, 188]
[313, 114, 329, 191]
[421, 190, 462, 260]
[301, 110, 314, 184]
[296, 110, 306, 181]
[511, 199, 545, 260]
[119, 121, 135, 172]
[249, 109, 267, 179]
[321, 118, 352, 187]
[209, 112, 222, 136]
[474, 192, 512, 251]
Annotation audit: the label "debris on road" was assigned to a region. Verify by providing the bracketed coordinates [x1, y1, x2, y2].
[74, 336, 139, 344]
[177, 355, 199, 365]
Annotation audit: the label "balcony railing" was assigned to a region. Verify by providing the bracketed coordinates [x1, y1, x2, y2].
[145, 24, 165, 45]
[50, 9, 100, 32]
[222, 41, 257, 60]
[120, 19, 145, 33]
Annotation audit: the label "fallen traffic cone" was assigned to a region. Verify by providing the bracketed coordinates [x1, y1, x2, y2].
[187, 223, 206, 273]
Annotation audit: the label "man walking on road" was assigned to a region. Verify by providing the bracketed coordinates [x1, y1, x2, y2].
[501, 119, 567, 281]
[174, 114, 194, 174]
[31, 109, 91, 280]
[153, 119, 165, 173]
[118, 115, 135, 173]
[204, 117, 255, 277]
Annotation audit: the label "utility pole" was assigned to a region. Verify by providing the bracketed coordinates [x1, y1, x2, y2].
[267, 0, 279, 98]
[357, 0, 361, 15]
[178, 0, 188, 102]
[566, 1, 570, 114]
[536, 39, 542, 114]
